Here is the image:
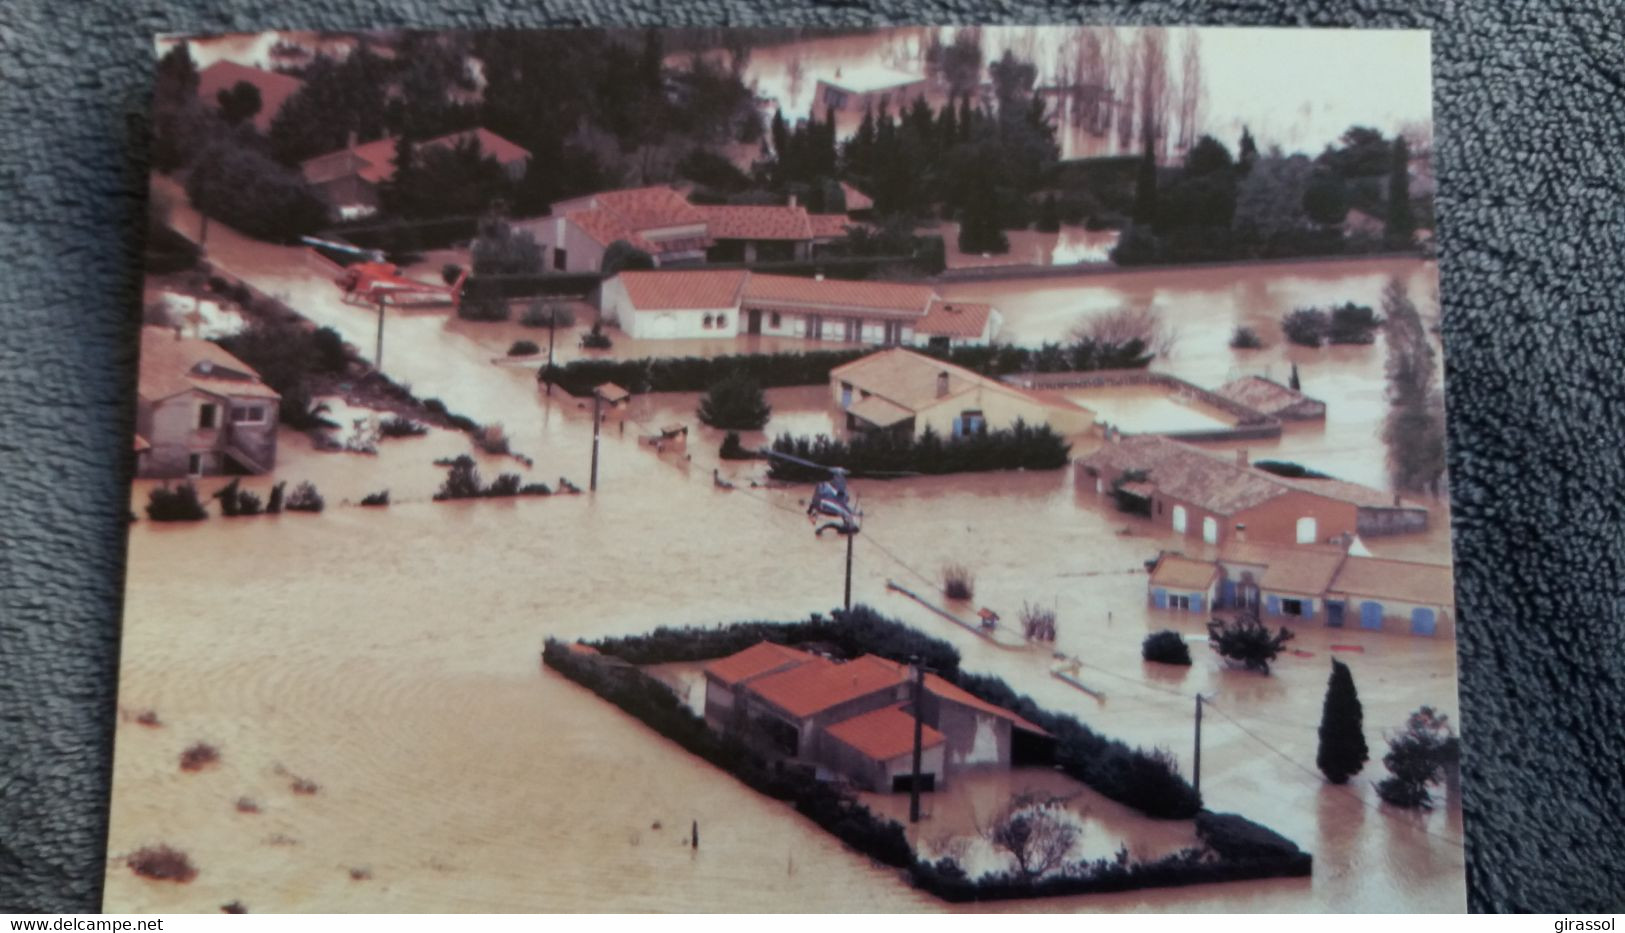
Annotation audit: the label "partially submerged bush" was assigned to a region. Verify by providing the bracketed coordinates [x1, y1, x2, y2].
[1142, 630, 1192, 665]
[146, 483, 208, 521]
[508, 339, 541, 357]
[941, 563, 975, 601]
[435, 455, 550, 500]
[1281, 308, 1329, 347]
[1020, 602, 1057, 641]
[221, 901, 248, 914]
[719, 431, 756, 460]
[128, 845, 198, 883]
[697, 374, 772, 431]
[235, 797, 260, 814]
[265, 481, 285, 514]
[1230, 326, 1264, 350]
[359, 490, 390, 507]
[215, 478, 263, 517]
[180, 742, 220, 772]
[284, 481, 324, 513]
[1196, 811, 1306, 861]
[1327, 302, 1382, 344]
[768, 420, 1071, 480]
[580, 321, 613, 350]
[521, 300, 576, 329]
[474, 423, 510, 456]
[1376, 706, 1459, 810]
[1207, 611, 1294, 674]
[379, 415, 428, 438]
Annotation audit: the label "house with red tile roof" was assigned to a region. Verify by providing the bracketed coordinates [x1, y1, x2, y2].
[829, 348, 1095, 440]
[196, 61, 304, 134]
[699, 643, 1052, 792]
[1076, 434, 1429, 546]
[1147, 539, 1455, 637]
[1213, 375, 1326, 421]
[518, 186, 712, 274]
[299, 128, 531, 218]
[599, 268, 1003, 348]
[135, 326, 281, 478]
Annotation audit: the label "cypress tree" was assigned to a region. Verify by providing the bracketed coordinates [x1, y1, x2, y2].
[1386, 135, 1416, 248]
[1316, 659, 1370, 784]
[1132, 130, 1158, 226]
[1289, 361, 1301, 392]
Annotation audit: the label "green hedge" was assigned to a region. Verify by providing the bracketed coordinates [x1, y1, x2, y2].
[767, 420, 1072, 480]
[542, 340, 1153, 399]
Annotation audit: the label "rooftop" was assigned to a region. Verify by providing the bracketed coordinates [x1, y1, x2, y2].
[824, 704, 945, 762]
[1077, 435, 1289, 516]
[138, 327, 281, 403]
[1213, 375, 1323, 417]
[742, 274, 936, 316]
[917, 300, 993, 339]
[1329, 556, 1456, 607]
[1219, 539, 1350, 597]
[301, 128, 531, 187]
[612, 269, 749, 310]
[829, 348, 988, 412]
[698, 204, 815, 241]
[922, 673, 1049, 736]
[747, 655, 906, 719]
[704, 642, 817, 687]
[1150, 553, 1222, 591]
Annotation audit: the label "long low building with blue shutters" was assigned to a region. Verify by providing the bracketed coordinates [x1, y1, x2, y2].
[1146, 540, 1457, 638]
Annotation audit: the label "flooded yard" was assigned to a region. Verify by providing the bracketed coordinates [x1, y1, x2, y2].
[109, 180, 1461, 913]
[1065, 384, 1239, 436]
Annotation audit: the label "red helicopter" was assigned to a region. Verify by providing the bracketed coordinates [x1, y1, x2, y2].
[302, 236, 468, 309]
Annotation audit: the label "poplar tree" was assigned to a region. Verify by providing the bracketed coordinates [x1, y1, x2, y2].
[1316, 659, 1370, 784]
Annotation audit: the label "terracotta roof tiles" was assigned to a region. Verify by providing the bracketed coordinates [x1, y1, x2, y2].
[747, 655, 906, 719]
[824, 704, 944, 762]
[612, 269, 749, 311]
[704, 642, 816, 687]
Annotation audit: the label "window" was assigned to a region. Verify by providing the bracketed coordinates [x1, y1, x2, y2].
[960, 410, 985, 434]
[553, 248, 568, 271]
[231, 405, 266, 425]
[715, 314, 727, 329]
[187, 453, 204, 476]
[770, 311, 781, 328]
[1282, 598, 1304, 616]
[198, 403, 217, 429]
[1169, 594, 1191, 611]
[1202, 516, 1218, 544]
[1172, 504, 1188, 533]
[1296, 516, 1318, 544]
[702, 314, 713, 329]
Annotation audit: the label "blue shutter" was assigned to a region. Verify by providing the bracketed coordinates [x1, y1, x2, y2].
[1265, 594, 1281, 616]
[1190, 593, 1204, 613]
[1410, 607, 1436, 636]
[1301, 599, 1314, 619]
[1219, 579, 1236, 609]
[1361, 601, 1384, 629]
[1152, 588, 1167, 609]
[951, 417, 963, 439]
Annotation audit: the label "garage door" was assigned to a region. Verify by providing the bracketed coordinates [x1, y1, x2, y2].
[1410, 607, 1436, 636]
[649, 313, 676, 338]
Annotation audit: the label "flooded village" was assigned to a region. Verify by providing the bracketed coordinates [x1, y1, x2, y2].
[108, 26, 1462, 912]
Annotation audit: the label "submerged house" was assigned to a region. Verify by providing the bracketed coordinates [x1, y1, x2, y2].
[828, 348, 1096, 440]
[702, 643, 1050, 793]
[1213, 375, 1327, 421]
[135, 326, 280, 478]
[1147, 540, 1456, 637]
[1076, 434, 1428, 545]
[300, 127, 531, 217]
[600, 270, 1004, 347]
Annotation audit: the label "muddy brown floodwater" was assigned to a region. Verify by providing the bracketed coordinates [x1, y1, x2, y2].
[107, 183, 1461, 912]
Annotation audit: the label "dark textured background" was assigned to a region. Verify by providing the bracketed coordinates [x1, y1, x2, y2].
[2, 0, 1622, 915]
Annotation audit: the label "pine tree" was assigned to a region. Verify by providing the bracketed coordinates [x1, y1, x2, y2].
[1289, 362, 1301, 392]
[1316, 659, 1370, 784]
[1237, 125, 1258, 176]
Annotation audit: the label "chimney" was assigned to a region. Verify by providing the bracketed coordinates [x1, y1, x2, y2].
[814, 272, 825, 281]
[1234, 522, 1247, 542]
[346, 130, 358, 152]
[1235, 449, 1249, 468]
[936, 370, 950, 398]
[788, 194, 798, 208]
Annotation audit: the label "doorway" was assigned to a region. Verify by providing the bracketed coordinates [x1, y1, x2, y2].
[747, 308, 762, 335]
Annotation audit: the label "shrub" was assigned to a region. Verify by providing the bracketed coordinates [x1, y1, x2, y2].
[485, 473, 522, 497]
[180, 742, 220, 772]
[474, 423, 510, 456]
[359, 490, 390, 507]
[379, 415, 428, 438]
[128, 845, 198, 883]
[508, 340, 541, 357]
[519, 482, 553, 496]
[290, 777, 320, 795]
[1376, 706, 1458, 809]
[1327, 302, 1382, 344]
[1207, 611, 1294, 674]
[1196, 811, 1306, 861]
[215, 478, 263, 517]
[520, 301, 575, 329]
[698, 375, 772, 431]
[1230, 326, 1264, 350]
[767, 420, 1071, 480]
[1142, 630, 1192, 665]
[435, 456, 484, 500]
[146, 483, 208, 521]
[284, 482, 324, 513]
[941, 563, 975, 601]
[442, 264, 464, 286]
[221, 901, 248, 914]
[719, 431, 755, 460]
[601, 239, 655, 276]
[580, 321, 613, 350]
[235, 797, 260, 814]
[135, 710, 162, 728]
[1281, 308, 1329, 347]
[265, 481, 285, 514]
[1020, 603, 1056, 641]
[1252, 460, 1333, 479]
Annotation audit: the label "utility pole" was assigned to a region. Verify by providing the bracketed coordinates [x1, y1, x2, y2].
[909, 658, 925, 823]
[590, 390, 602, 492]
[843, 530, 855, 611]
[1193, 693, 1204, 798]
[545, 308, 556, 396]
[374, 298, 386, 369]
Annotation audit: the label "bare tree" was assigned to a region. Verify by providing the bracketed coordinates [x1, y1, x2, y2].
[1114, 30, 1137, 153]
[983, 793, 1082, 880]
[1135, 29, 1172, 160]
[1175, 30, 1204, 156]
[1381, 279, 1447, 496]
[1071, 304, 1179, 358]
